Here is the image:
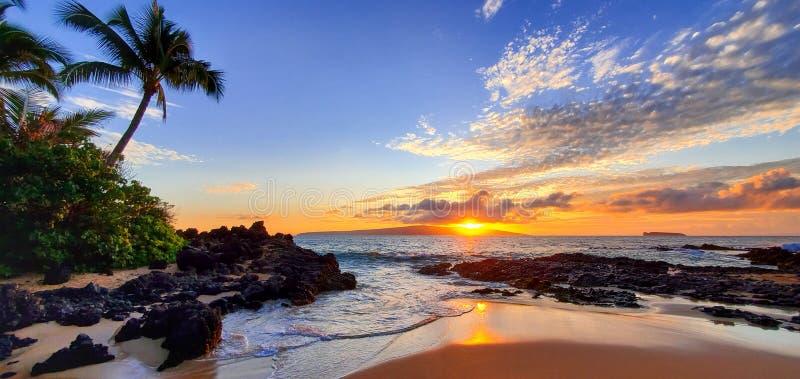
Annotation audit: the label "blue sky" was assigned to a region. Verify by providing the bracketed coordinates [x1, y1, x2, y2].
[9, 0, 800, 234]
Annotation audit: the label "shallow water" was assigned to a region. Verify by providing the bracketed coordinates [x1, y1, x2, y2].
[209, 235, 799, 378]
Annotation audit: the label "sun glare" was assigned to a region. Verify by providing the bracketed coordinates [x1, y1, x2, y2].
[457, 222, 484, 230]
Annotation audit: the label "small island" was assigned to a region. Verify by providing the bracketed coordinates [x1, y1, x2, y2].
[643, 232, 687, 236]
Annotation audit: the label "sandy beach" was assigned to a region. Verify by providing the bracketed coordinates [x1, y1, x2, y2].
[346, 300, 800, 379]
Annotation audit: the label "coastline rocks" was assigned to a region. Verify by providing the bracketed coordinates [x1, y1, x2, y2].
[43, 262, 72, 285]
[0, 284, 40, 332]
[35, 283, 131, 327]
[681, 244, 738, 251]
[113, 301, 222, 371]
[549, 287, 640, 308]
[470, 288, 523, 297]
[0, 334, 37, 361]
[419, 263, 452, 276]
[738, 247, 800, 272]
[450, 253, 800, 307]
[695, 306, 782, 328]
[30, 334, 114, 377]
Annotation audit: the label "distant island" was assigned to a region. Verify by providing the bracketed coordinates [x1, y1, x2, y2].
[298, 225, 527, 236]
[643, 232, 687, 236]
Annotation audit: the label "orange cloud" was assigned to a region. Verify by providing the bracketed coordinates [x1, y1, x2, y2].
[203, 182, 258, 194]
[602, 169, 800, 213]
[362, 190, 577, 224]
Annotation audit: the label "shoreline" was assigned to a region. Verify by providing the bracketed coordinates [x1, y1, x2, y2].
[4, 293, 800, 378]
[344, 299, 800, 379]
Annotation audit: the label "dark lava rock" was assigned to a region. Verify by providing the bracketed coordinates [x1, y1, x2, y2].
[450, 253, 800, 307]
[114, 318, 143, 343]
[1, 334, 37, 361]
[0, 285, 40, 333]
[209, 294, 247, 315]
[470, 288, 523, 296]
[35, 283, 120, 327]
[549, 286, 640, 308]
[148, 260, 169, 270]
[42, 262, 72, 285]
[176, 247, 215, 272]
[738, 247, 800, 272]
[1, 372, 14, 378]
[695, 306, 782, 328]
[125, 301, 222, 371]
[419, 263, 452, 276]
[30, 334, 114, 376]
[791, 314, 800, 324]
[682, 244, 738, 251]
[115, 271, 178, 304]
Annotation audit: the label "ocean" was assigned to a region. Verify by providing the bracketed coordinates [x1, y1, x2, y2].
[211, 235, 800, 377]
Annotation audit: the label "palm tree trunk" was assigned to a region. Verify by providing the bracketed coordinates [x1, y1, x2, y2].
[107, 91, 154, 165]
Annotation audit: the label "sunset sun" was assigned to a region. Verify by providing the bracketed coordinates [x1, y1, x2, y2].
[457, 222, 484, 230]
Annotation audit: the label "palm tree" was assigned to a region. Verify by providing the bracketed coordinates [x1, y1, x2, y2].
[1, 0, 69, 113]
[57, 0, 224, 164]
[1, 88, 112, 146]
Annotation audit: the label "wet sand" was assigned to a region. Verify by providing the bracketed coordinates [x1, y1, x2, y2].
[346, 341, 800, 379]
[345, 300, 800, 379]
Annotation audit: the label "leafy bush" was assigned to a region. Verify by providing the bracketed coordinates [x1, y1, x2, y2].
[0, 135, 185, 274]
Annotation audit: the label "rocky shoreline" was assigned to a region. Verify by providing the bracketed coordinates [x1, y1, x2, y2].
[421, 246, 800, 329]
[0, 222, 356, 376]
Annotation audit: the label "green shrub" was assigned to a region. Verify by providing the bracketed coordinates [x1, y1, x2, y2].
[0, 135, 185, 273]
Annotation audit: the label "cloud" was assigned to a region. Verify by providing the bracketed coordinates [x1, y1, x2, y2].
[478, 22, 589, 107]
[363, 190, 576, 224]
[388, 0, 800, 180]
[66, 96, 163, 120]
[92, 129, 200, 166]
[204, 182, 258, 194]
[417, 115, 436, 135]
[551, 0, 563, 10]
[478, 0, 504, 20]
[603, 169, 800, 213]
[92, 85, 182, 108]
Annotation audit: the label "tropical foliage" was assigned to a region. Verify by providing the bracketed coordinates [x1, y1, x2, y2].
[0, 1, 194, 276]
[0, 134, 185, 274]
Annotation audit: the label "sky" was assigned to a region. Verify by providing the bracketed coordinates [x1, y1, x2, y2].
[9, 0, 800, 235]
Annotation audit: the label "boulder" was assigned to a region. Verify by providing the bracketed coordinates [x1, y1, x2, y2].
[30, 334, 114, 376]
[43, 262, 72, 285]
[419, 263, 452, 276]
[148, 260, 169, 270]
[1, 334, 37, 360]
[176, 247, 215, 272]
[135, 301, 222, 371]
[113, 318, 143, 343]
[115, 271, 178, 304]
[0, 284, 40, 333]
[695, 306, 782, 328]
[738, 247, 800, 272]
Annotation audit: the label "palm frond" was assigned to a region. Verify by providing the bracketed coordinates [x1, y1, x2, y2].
[56, 1, 141, 69]
[163, 57, 225, 101]
[107, 5, 144, 57]
[0, 0, 25, 20]
[59, 61, 131, 87]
